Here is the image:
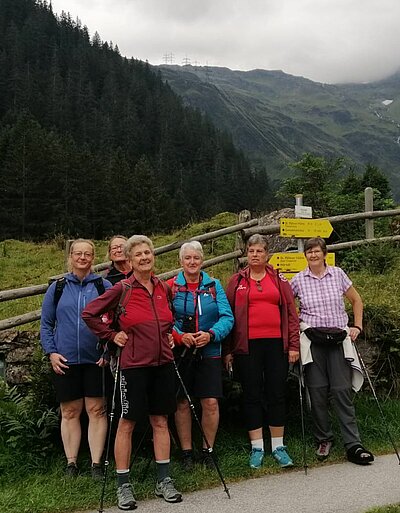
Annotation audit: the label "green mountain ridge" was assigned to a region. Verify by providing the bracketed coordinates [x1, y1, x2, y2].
[158, 65, 400, 196]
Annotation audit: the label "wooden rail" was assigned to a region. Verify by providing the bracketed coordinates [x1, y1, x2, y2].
[1, 196, 399, 331]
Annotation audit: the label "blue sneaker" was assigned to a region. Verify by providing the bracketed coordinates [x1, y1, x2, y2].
[272, 446, 293, 468]
[249, 448, 264, 468]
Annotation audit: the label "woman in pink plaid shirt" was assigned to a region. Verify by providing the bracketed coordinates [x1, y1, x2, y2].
[291, 237, 374, 466]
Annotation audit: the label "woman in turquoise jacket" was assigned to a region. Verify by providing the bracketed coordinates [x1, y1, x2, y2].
[168, 241, 234, 470]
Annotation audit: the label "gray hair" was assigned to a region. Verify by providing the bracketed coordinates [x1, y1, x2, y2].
[246, 234, 269, 252]
[124, 235, 155, 258]
[179, 241, 204, 262]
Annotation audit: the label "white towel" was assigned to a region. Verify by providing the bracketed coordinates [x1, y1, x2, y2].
[299, 322, 364, 392]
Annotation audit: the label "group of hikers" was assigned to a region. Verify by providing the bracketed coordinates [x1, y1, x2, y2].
[40, 233, 374, 511]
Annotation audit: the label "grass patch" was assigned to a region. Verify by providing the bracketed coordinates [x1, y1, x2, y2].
[1, 393, 400, 513]
[366, 507, 400, 513]
[0, 213, 238, 328]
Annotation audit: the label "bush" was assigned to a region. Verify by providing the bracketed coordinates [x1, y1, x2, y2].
[361, 303, 400, 397]
[0, 379, 59, 472]
[339, 242, 400, 274]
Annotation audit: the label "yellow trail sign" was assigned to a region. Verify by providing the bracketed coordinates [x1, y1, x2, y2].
[269, 252, 335, 272]
[280, 218, 333, 238]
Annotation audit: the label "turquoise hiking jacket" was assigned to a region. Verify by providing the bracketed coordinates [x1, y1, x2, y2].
[169, 271, 234, 358]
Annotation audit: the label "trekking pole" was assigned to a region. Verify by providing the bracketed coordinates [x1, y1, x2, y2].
[354, 343, 400, 465]
[297, 363, 308, 475]
[289, 363, 308, 475]
[98, 348, 121, 513]
[173, 356, 231, 499]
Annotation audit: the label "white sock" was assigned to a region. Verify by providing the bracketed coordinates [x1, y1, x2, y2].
[251, 439, 264, 451]
[271, 437, 284, 451]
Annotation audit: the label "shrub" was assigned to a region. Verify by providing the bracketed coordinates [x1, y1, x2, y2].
[339, 242, 400, 274]
[0, 379, 59, 472]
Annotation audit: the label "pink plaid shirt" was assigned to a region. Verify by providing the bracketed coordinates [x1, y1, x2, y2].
[290, 265, 352, 329]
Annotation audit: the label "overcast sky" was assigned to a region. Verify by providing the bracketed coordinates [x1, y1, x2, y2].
[50, 0, 400, 84]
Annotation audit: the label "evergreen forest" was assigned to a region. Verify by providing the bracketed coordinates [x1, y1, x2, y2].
[0, 0, 273, 240]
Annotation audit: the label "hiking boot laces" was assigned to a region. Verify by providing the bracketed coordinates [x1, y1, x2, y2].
[155, 477, 182, 503]
[117, 483, 136, 510]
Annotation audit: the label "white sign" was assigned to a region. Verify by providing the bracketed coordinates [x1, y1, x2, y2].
[295, 205, 313, 219]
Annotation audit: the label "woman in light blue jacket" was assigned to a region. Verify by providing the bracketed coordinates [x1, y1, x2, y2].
[40, 239, 111, 479]
[168, 241, 234, 470]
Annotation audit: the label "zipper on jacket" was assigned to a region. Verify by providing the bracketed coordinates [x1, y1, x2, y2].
[148, 287, 164, 366]
[77, 284, 82, 364]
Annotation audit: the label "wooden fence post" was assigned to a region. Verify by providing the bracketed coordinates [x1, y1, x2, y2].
[64, 240, 73, 273]
[235, 210, 251, 271]
[365, 187, 374, 239]
[295, 194, 304, 252]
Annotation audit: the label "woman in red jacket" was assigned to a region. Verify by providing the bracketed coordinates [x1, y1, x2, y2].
[224, 234, 299, 469]
[82, 235, 181, 510]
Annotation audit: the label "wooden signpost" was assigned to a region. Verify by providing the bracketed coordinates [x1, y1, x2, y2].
[280, 218, 333, 238]
[271, 216, 335, 279]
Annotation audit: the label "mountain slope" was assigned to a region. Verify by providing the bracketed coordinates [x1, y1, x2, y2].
[158, 65, 400, 195]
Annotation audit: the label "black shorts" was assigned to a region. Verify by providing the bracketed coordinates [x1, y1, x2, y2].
[52, 363, 104, 403]
[119, 363, 177, 421]
[176, 354, 223, 400]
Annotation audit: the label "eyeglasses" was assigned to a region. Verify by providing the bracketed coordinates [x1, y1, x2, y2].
[306, 249, 323, 255]
[255, 280, 263, 292]
[110, 244, 124, 252]
[72, 251, 93, 258]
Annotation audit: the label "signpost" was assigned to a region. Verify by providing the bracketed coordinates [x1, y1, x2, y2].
[269, 252, 335, 274]
[280, 218, 333, 238]
[273, 211, 335, 279]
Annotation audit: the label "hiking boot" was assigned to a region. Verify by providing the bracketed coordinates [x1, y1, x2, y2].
[272, 446, 294, 468]
[91, 463, 104, 481]
[316, 441, 333, 460]
[201, 449, 216, 469]
[65, 462, 78, 477]
[155, 477, 182, 503]
[249, 448, 264, 468]
[181, 450, 194, 471]
[117, 483, 137, 510]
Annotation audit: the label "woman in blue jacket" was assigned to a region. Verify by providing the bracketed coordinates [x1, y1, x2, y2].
[40, 239, 111, 478]
[168, 241, 234, 470]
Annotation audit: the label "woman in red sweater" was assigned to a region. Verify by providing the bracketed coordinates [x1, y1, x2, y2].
[224, 234, 299, 469]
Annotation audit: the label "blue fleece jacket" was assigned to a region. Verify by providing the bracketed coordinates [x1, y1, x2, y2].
[40, 273, 112, 365]
[170, 271, 234, 358]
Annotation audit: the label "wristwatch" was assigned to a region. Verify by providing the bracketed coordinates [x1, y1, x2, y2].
[208, 331, 215, 342]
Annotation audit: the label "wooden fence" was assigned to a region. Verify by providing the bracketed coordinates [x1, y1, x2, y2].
[1, 190, 399, 331]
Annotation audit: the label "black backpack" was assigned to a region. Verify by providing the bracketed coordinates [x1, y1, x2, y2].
[53, 276, 106, 307]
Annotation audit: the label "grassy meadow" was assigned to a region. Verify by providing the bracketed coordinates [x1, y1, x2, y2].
[1, 212, 400, 513]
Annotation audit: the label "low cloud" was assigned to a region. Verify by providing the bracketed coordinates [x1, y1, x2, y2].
[51, 0, 400, 83]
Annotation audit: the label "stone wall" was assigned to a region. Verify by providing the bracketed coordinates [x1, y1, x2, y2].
[0, 329, 39, 385]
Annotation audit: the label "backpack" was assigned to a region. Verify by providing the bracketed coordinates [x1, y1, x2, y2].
[111, 278, 173, 329]
[169, 276, 217, 301]
[53, 276, 106, 307]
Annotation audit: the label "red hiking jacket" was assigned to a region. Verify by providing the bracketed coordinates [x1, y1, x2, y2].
[82, 275, 174, 369]
[223, 265, 299, 356]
